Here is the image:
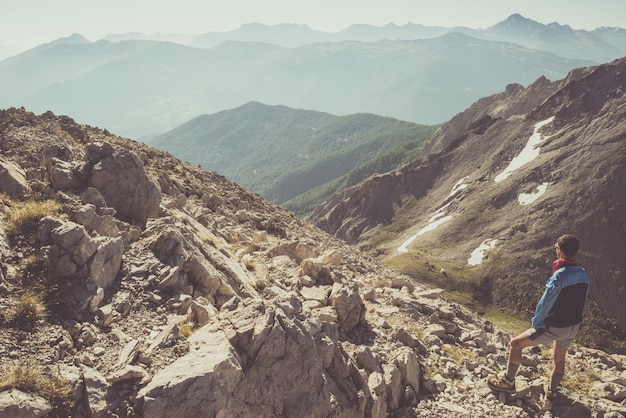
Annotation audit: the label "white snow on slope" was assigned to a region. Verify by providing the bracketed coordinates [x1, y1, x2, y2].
[398, 117, 556, 258]
[468, 239, 499, 266]
[398, 215, 453, 253]
[494, 117, 555, 183]
[518, 182, 550, 205]
[397, 178, 466, 253]
[448, 176, 469, 198]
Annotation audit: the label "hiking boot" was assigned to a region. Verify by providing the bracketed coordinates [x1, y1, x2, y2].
[487, 374, 516, 394]
[544, 382, 557, 401]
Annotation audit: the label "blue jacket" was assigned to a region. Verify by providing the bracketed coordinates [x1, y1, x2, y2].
[531, 264, 589, 329]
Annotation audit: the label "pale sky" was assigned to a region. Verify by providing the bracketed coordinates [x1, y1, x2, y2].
[2, 0, 626, 51]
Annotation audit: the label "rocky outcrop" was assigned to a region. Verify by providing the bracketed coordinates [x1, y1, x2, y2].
[0, 389, 52, 418]
[138, 326, 242, 417]
[0, 158, 31, 198]
[37, 216, 124, 311]
[85, 142, 162, 224]
[0, 108, 624, 418]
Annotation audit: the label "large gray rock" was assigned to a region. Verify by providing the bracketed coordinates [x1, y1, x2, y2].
[144, 215, 258, 305]
[0, 158, 31, 198]
[86, 142, 161, 223]
[139, 325, 243, 418]
[82, 366, 111, 418]
[330, 282, 365, 334]
[0, 389, 52, 418]
[140, 302, 372, 418]
[73, 204, 119, 237]
[38, 217, 123, 310]
[393, 347, 421, 399]
[48, 157, 83, 191]
[220, 303, 363, 417]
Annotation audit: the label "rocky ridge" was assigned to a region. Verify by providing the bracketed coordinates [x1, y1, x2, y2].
[0, 108, 624, 417]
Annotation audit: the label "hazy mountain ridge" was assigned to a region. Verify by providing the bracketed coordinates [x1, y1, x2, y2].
[121, 15, 626, 62]
[146, 101, 438, 215]
[308, 57, 626, 352]
[0, 37, 160, 108]
[484, 14, 623, 62]
[0, 15, 603, 138]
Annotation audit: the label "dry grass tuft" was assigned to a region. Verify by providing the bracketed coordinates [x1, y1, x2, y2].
[11, 291, 47, 325]
[0, 362, 73, 414]
[4, 199, 62, 236]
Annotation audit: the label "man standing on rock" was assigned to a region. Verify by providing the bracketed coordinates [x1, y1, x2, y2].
[488, 234, 590, 401]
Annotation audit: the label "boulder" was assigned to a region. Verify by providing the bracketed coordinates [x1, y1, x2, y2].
[82, 366, 111, 418]
[300, 257, 330, 282]
[393, 347, 421, 398]
[0, 158, 31, 198]
[139, 325, 243, 418]
[218, 304, 363, 417]
[48, 158, 83, 191]
[0, 389, 52, 418]
[38, 218, 123, 310]
[86, 142, 161, 223]
[89, 236, 124, 289]
[589, 382, 626, 403]
[73, 204, 119, 237]
[330, 282, 365, 333]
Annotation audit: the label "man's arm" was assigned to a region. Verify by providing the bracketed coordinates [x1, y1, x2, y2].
[531, 275, 561, 329]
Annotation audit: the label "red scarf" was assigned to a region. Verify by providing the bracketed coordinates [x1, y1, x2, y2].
[552, 258, 577, 274]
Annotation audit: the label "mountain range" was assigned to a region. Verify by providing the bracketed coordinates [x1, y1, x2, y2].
[0, 14, 617, 138]
[111, 14, 626, 63]
[309, 56, 626, 352]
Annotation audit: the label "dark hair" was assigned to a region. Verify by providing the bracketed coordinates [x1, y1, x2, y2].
[557, 234, 580, 258]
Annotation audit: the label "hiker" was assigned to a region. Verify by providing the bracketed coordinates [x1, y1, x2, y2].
[487, 234, 590, 400]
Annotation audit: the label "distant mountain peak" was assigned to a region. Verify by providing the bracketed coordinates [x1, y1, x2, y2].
[51, 33, 91, 45]
[547, 21, 573, 31]
[238, 22, 313, 31]
[506, 13, 528, 21]
[489, 13, 544, 33]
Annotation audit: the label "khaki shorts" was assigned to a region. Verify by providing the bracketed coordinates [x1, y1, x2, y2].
[526, 324, 580, 350]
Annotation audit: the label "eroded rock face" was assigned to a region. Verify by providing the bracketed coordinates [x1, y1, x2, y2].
[0, 158, 31, 198]
[139, 327, 243, 418]
[0, 389, 52, 418]
[86, 142, 162, 224]
[38, 217, 124, 311]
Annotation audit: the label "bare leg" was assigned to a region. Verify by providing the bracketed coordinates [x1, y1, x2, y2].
[552, 342, 566, 374]
[550, 342, 567, 390]
[508, 331, 539, 365]
[488, 330, 543, 393]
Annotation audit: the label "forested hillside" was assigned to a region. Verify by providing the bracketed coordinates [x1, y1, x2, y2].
[146, 102, 439, 215]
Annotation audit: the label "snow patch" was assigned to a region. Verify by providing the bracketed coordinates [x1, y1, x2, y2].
[518, 182, 550, 205]
[398, 215, 453, 253]
[397, 177, 470, 253]
[494, 117, 555, 183]
[448, 176, 469, 198]
[468, 239, 499, 266]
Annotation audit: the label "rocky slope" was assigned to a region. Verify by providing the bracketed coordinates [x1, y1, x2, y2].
[308, 56, 626, 352]
[0, 108, 624, 417]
